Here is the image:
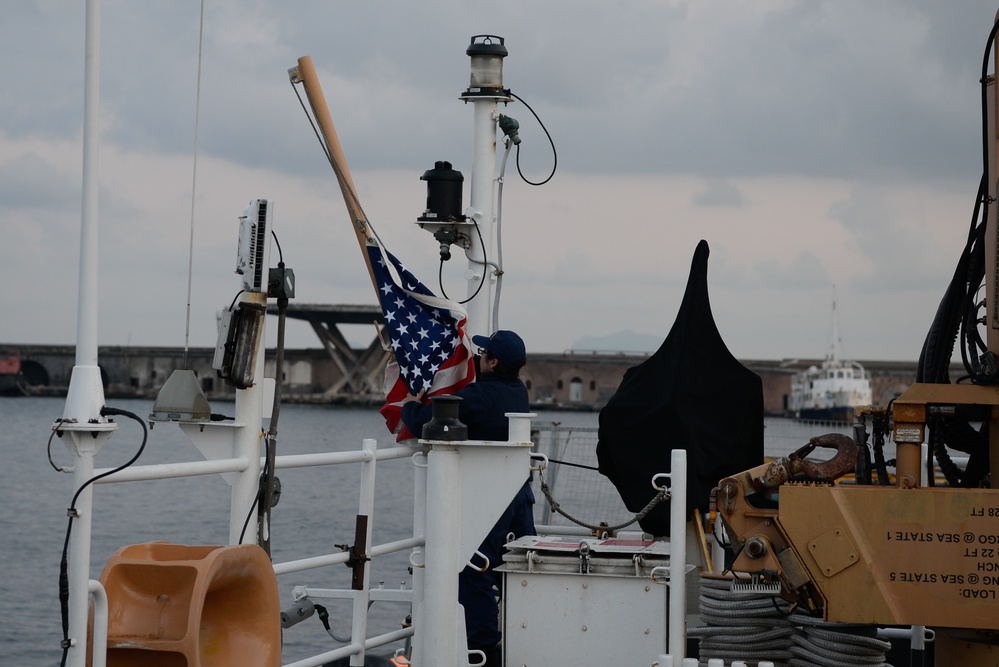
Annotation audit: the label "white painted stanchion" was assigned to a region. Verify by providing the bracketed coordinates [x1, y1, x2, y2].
[668, 450, 688, 660]
[682, 658, 698, 667]
[708, 660, 725, 667]
[656, 654, 673, 667]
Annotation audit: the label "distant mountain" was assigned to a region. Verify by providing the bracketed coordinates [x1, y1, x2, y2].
[571, 330, 661, 354]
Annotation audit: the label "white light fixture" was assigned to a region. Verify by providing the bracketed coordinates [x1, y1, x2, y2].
[464, 35, 508, 97]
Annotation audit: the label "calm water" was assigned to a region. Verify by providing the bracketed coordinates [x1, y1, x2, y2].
[0, 397, 601, 665]
[0, 397, 852, 665]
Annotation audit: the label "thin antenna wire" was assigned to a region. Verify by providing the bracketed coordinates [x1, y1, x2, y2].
[183, 0, 206, 367]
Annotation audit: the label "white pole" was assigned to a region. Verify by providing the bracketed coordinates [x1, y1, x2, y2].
[409, 452, 428, 665]
[465, 97, 497, 337]
[63, 4, 117, 665]
[63, 0, 109, 423]
[66, 449, 96, 667]
[88, 580, 108, 667]
[77, 0, 101, 372]
[669, 449, 688, 660]
[228, 292, 267, 545]
[349, 437, 378, 666]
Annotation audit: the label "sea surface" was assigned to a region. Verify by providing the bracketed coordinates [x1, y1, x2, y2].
[0, 397, 851, 665]
[0, 397, 603, 666]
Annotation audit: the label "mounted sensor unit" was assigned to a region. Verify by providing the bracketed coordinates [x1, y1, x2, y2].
[236, 199, 273, 292]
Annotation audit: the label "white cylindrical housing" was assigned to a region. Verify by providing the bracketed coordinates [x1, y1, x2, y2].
[506, 412, 536, 443]
[420, 445, 464, 665]
[464, 97, 498, 336]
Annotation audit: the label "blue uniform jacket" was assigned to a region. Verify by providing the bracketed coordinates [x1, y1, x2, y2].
[400, 371, 535, 651]
[400, 371, 530, 441]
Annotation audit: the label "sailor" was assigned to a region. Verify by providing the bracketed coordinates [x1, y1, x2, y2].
[400, 329, 536, 667]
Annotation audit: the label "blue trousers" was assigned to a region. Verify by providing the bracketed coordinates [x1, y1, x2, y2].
[459, 480, 535, 650]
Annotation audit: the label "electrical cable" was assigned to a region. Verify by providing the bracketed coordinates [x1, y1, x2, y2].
[48, 420, 73, 473]
[314, 603, 353, 643]
[259, 230, 288, 553]
[439, 215, 489, 305]
[913, 20, 999, 490]
[509, 92, 557, 186]
[239, 435, 268, 545]
[58, 406, 148, 667]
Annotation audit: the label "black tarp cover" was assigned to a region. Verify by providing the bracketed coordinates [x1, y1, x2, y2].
[596, 240, 764, 536]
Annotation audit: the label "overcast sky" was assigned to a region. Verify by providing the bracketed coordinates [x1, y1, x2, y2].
[3, 1, 998, 362]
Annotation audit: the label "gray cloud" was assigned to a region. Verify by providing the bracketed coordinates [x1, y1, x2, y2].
[0, 153, 78, 209]
[4, 0, 998, 361]
[693, 179, 746, 207]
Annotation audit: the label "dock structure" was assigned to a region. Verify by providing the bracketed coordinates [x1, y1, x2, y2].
[272, 303, 391, 403]
[4, 346, 921, 414]
[0, 302, 930, 411]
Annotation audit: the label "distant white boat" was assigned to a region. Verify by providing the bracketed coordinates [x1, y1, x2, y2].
[788, 298, 872, 421]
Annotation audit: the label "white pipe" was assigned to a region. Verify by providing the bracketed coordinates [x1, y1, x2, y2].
[272, 537, 425, 577]
[273, 550, 351, 576]
[273, 449, 376, 468]
[67, 450, 96, 667]
[669, 449, 688, 660]
[94, 457, 250, 482]
[91, 444, 414, 482]
[349, 438, 378, 666]
[372, 536, 424, 558]
[283, 627, 416, 667]
[282, 642, 365, 667]
[88, 580, 108, 667]
[878, 625, 933, 643]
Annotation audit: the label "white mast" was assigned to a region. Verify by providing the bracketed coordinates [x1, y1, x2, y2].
[60, 2, 117, 666]
[460, 36, 511, 337]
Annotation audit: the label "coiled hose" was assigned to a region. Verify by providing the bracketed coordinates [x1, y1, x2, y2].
[690, 575, 893, 667]
[688, 575, 795, 666]
[787, 614, 892, 667]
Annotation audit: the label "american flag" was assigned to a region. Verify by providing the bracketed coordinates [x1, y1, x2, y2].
[368, 242, 475, 440]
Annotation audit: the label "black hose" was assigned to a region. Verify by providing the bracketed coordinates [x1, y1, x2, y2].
[58, 406, 148, 666]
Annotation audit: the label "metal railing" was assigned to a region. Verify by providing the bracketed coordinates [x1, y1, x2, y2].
[87, 435, 421, 667]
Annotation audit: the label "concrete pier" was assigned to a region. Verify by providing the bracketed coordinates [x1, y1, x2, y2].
[1, 342, 922, 414]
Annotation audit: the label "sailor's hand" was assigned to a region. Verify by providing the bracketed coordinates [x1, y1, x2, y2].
[402, 389, 426, 404]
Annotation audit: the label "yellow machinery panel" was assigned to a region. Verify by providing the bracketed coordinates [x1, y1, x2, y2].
[779, 484, 999, 628]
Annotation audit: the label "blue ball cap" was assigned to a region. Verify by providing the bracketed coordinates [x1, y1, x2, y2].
[472, 330, 526, 366]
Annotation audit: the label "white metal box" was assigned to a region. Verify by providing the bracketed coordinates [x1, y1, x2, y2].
[499, 533, 671, 667]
